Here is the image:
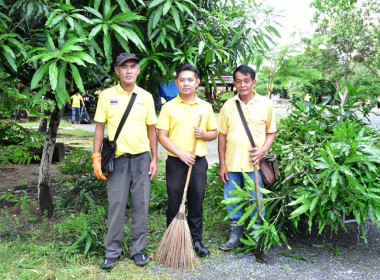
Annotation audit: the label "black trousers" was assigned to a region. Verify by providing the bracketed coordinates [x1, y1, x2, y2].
[166, 156, 208, 242]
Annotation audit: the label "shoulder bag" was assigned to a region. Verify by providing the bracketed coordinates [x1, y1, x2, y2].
[235, 100, 279, 186]
[101, 93, 137, 173]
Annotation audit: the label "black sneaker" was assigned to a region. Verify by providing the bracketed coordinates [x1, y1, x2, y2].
[132, 252, 149, 266]
[101, 257, 118, 269]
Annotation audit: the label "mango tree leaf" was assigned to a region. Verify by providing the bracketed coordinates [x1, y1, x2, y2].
[111, 12, 145, 23]
[289, 201, 311, 219]
[71, 52, 96, 64]
[71, 13, 93, 24]
[64, 56, 86, 66]
[114, 32, 131, 53]
[238, 204, 257, 225]
[51, 14, 64, 27]
[70, 64, 85, 93]
[117, 0, 132, 11]
[148, 0, 166, 9]
[48, 61, 58, 90]
[111, 24, 146, 51]
[103, 24, 112, 63]
[199, 40, 205, 55]
[2, 45, 17, 71]
[55, 65, 70, 109]
[103, 0, 111, 19]
[32, 85, 48, 106]
[84, 6, 103, 19]
[153, 6, 164, 29]
[176, 2, 195, 19]
[89, 24, 103, 38]
[171, 6, 180, 30]
[31, 61, 53, 89]
[225, 203, 245, 220]
[267, 25, 281, 37]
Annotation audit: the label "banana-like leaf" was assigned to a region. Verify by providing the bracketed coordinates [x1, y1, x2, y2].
[70, 64, 85, 93]
[31, 61, 53, 89]
[48, 61, 58, 90]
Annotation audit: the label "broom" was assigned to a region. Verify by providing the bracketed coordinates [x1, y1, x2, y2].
[253, 163, 267, 263]
[156, 115, 202, 269]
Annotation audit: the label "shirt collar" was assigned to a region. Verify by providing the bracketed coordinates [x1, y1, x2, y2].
[116, 82, 139, 95]
[235, 90, 258, 104]
[175, 94, 201, 104]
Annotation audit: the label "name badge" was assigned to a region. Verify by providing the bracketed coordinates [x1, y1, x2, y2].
[110, 99, 118, 105]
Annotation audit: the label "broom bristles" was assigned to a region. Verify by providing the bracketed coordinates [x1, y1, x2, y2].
[156, 211, 196, 269]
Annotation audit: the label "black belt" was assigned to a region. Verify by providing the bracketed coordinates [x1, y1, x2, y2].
[120, 151, 148, 158]
[168, 155, 205, 159]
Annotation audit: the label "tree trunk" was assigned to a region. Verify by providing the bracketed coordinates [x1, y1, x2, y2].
[37, 104, 63, 217]
[38, 117, 48, 133]
[339, 86, 349, 107]
[15, 109, 21, 121]
[267, 82, 274, 99]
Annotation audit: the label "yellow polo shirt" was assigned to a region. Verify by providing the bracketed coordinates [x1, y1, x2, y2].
[157, 95, 217, 157]
[218, 93, 276, 172]
[71, 94, 83, 108]
[94, 83, 157, 157]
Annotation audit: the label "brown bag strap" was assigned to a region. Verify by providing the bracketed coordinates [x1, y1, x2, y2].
[236, 100, 256, 148]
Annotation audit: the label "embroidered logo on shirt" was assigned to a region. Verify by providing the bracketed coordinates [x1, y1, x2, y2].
[110, 99, 118, 105]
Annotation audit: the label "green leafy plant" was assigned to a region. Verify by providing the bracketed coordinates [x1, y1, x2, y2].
[0, 122, 43, 165]
[59, 148, 92, 175]
[150, 177, 168, 211]
[56, 205, 107, 256]
[224, 100, 380, 253]
[59, 174, 107, 210]
[222, 172, 289, 252]
[290, 121, 380, 240]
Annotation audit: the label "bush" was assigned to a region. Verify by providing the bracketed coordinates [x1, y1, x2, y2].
[56, 205, 107, 256]
[59, 148, 92, 175]
[223, 100, 380, 252]
[0, 122, 44, 165]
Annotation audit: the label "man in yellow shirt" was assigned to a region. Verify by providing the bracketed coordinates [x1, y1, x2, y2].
[70, 92, 85, 124]
[377, 96, 380, 109]
[157, 64, 217, 257]
[92, 53, 158, 269]
[365, 98, 371, 108]
[218, 65, 276, 251]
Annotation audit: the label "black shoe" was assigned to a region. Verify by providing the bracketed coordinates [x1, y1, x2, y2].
[132, 251, 149, 266]
[71, 121, 74, 124]
[194, 241, 209, 257]
[101, 257, 118, 269]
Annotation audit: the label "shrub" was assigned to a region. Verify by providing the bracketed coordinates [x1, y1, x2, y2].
[0, 121, 43, 165]
[223, 100, 380, 252]
[59, 148, 92, 175]
[56, 205, 107, 256]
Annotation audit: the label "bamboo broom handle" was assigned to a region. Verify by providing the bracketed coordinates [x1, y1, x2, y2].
[179, 115, 202, 211]
[254, 164, 262, 214]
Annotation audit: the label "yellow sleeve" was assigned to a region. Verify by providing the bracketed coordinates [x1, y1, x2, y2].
[157, 104, 170, 131]
[206, 105, 217, 131]
[94, 92, 107, 123]
[218, 103, 229, 134]
[266, 102, 276, 133]
[145, 94, 157, 125]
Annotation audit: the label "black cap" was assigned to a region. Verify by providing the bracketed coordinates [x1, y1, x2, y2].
[115, 52, 140, 66]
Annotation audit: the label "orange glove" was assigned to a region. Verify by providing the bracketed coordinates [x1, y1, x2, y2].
[92, 152, 107, 180]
